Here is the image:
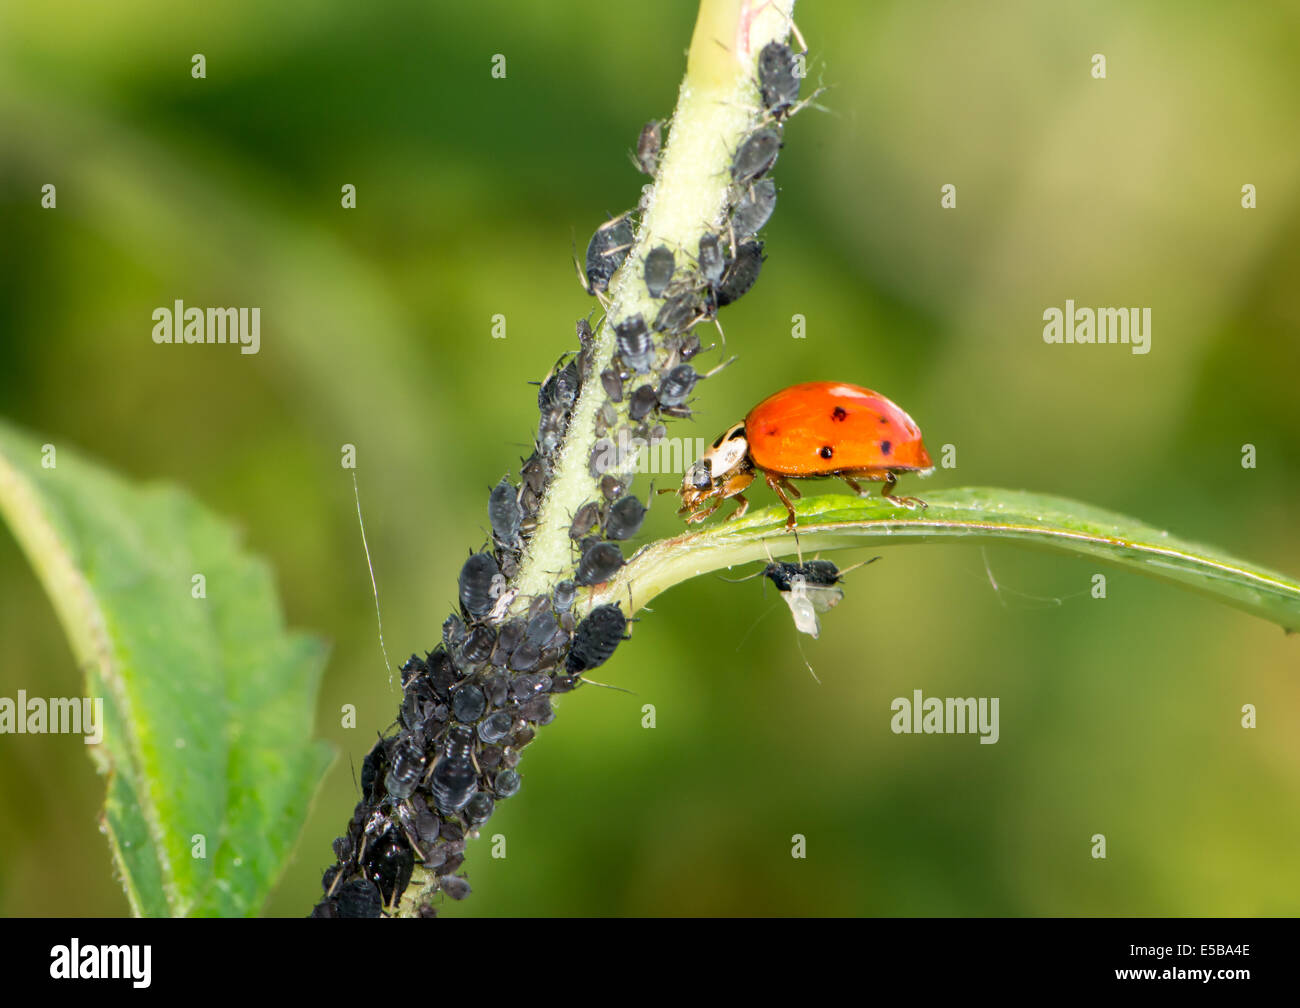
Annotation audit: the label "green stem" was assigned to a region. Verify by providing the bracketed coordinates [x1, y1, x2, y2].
[512, 0, 796, 600]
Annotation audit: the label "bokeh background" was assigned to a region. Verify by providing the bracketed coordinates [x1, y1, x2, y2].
[1, 0, 1297, 916]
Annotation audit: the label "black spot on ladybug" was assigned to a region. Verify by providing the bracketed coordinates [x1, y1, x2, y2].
[878, 416, 888, 424]
[880, 440, 892, 456]
[831, 406, 848, 422]
[819, 446, 833, 460]
[765, 426, 778, 437]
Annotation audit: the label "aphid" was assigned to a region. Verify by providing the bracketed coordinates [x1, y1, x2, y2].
[519, 695, 554, 726]
[538, 357, 580, 413]
[600, 474, 627, 503]
[363, 833, 415, 908]
[632, 119, 662, 175]
[569, 501, 601, 541]
[653, 288, 702, 334]
[629, 384, 658, 421]
[426, 647, 458, 701]
[359, 737, 388, 802]
[400, 675, 436, 733]
[601, 367, 625, 403]
[451, 682, 487, 724]
[465, 792, 495, 825]
[430, 725, 478, 815]
[731, 125, 782, 185]
[715, 240, 764, 307]
[457, 625, 495, 666]
[399, 652, 427, 687]
[615, 314, 655, 373]
[439, 875, 473, 901]
[644, 245, 675, 297]
[575, 318, 596, 379]
[334, 878, 384, 918]
[731, 178, 777, 238]
[508, 638, 542, 673]
[457, 551, 500, 621]
[482, 670, 509, 707]
[673, 382, 933, 530]
[520, 452, 548, 495]
[574, 541, 625, 586]
[510, 672, 552, 698]
[584, 213, 635, 295]
[698, 233, 726, 288]
[495, 768, 522, 798]
[605, 495, 648, 540]
[383, 732, 427, 800]
[525, 608, 560, 651]
[553, 579, 576, 612]
[478, 710, 515, 745]
[567, 603, 628, 673]
[488, 480, 521, 548]
[657, 364, 698, 407]
[757, 41, 801, 117]
[589, 438, 616, 477]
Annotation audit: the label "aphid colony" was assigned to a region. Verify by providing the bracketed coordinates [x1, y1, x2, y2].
[314, 40, 808, 919]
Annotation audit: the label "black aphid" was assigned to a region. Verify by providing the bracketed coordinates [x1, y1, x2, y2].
[605, 495, 648, 540]
[495, 768, 522, 798]
[488, 477, 521, 548]
[451, 682, 487, 723]
[439, 875, 473, 901]
[761, 559, 843, 592]
[465, 793, 495, 825]
[600, 474, 627, 502]
[657, 364, 698, 407]
[553, 579, 577, 612]
[574, 541, 625, 586]
[653, 289, 702, 334]
[758, 41, 801, 117]
[334, 878, 384, 918]
[601, 367, 625, 402]
[584, 213, 635, 294]
[644, 245, 675, 297]
[567, 603, 628, 673]
[731, 177, 777, 237]
[478, 710, 514, 744]
[698, 233, 725, 287]
[431, 724, 478, 815]
[363, 833, 414, 908]
[629, 384, 658, 421]
[715, 240, 764, 307]
[457, 624, 495, 666]
[732, 125, 782, 185]
[569, 501, 601, 541]
[615, 313, 655, 372]
[458, 551, 500, 620]
[383, 732, 427, 800]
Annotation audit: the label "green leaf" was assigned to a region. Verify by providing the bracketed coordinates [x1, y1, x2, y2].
[0, 420, 332, 916]
[597, 487, 1300, 632]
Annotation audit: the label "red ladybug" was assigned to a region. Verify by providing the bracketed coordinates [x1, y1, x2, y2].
[675, 381, 933, 530]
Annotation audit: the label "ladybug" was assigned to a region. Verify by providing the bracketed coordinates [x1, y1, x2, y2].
[674, 381, 933, 530]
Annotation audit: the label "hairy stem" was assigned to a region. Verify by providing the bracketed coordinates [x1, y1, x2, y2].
[512, 0, 795, 600]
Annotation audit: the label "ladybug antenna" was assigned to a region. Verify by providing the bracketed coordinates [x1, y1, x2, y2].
[351, 471, 394, 687]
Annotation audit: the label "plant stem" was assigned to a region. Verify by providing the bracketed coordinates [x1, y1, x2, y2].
[512, 0, 796, 601]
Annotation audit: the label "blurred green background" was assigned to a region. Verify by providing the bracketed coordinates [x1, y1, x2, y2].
[1, 0, 1298, 916]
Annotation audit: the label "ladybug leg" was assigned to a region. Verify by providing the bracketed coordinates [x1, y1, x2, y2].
[880, 471, 927, 510]
[841, 475, 864, 496]
[729, 494, 750, 521]
[765, 472, 800, 529]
